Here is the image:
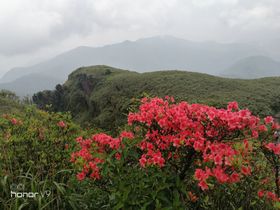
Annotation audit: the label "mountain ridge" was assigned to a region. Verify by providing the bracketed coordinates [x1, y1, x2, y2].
[0, 36, 278, 96]
[221, 55, 280, 79]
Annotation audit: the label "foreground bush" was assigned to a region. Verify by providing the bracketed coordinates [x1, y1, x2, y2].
[0, 106, 94, 209]
[72, 96, 280, 209]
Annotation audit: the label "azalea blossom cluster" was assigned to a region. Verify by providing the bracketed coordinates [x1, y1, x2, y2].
[71, 131, 134, 180]
[265, 142, 280, 155]
[57, 120, 66, 128]
[264, 124, 280, 155]
[258, 190, 280, 202]
[2, 115, 23, 126]
[258, 118, 280, 202]
[71, 96, 280, 193]
[126, 97, 265, 190]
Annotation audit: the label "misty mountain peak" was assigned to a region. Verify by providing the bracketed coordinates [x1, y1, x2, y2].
[0, 36, 277, 96]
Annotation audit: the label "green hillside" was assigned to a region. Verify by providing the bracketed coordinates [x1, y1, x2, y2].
[33, 65, 280, 131]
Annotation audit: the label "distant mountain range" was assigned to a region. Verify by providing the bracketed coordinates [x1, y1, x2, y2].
[0, 35, 279, 96]
[0, 73, 61, 97]
[221, 56, 280, 79]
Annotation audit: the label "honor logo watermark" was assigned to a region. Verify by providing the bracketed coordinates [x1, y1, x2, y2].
[10, 183, 51, 198]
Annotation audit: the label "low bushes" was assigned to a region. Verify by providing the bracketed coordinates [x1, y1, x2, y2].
[71, 97, 280, 209]
[1, 97, 280, 209]
[0, 106, 91, 209]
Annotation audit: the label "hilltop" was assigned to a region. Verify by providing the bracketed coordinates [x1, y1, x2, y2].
[33, 65, 280, 131]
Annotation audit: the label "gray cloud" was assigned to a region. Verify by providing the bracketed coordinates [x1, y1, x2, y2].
[0, 0, 280, 74]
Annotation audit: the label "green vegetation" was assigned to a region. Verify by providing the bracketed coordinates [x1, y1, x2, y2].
[33, 65, 280, 132]
[0, 103, 104, 209]
[1, 94, 276, 210]
[2, 65, 280, 209]
[0, 89, 23, 114]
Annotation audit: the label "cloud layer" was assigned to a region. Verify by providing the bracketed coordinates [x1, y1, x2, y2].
[0, 0, 279, 74]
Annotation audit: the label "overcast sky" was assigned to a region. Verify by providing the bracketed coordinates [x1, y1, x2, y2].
[0, 0, 280, 76]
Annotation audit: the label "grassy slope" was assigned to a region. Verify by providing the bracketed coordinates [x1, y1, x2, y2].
[34, 65, 280, 131]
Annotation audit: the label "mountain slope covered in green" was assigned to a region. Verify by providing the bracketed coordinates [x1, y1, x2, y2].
[33, 65, 280, 131]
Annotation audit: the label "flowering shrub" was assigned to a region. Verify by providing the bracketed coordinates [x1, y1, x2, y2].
[0, 109, 79, 179]
[0, 107, 95, 210]
[71, 96, 280, 209]
[258, 126, 280, 205]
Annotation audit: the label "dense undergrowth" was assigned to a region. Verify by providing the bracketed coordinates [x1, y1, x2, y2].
[1, 92, 280, 209]
[3, 66, 280, 209]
